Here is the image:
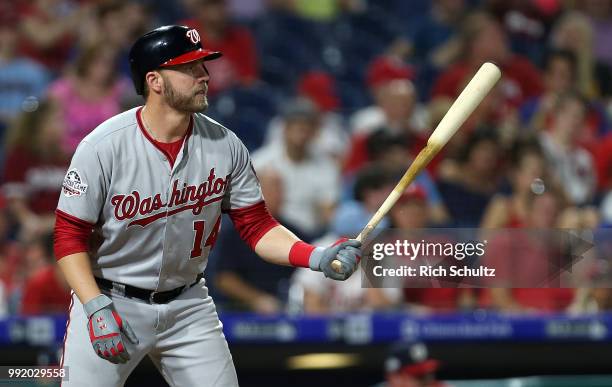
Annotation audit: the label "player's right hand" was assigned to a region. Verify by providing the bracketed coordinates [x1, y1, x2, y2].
[83, 294, 139, 364]
[309, 238, 361, 281]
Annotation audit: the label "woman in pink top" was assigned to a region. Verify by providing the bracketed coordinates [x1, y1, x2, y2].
[49, 42, 130, 153]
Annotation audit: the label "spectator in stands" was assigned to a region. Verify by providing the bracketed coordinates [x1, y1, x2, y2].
[11, 232, 54, 309]
[404, 0, 467, 68]
[3, 100, 69, 242]
[550, 11, 612, 99]
[214, 172, 298, 314]
[389, 184, 430, 229]
[0, 17, 50, 129]
[252, 98, 340, 237]
[520, 50, 578, 132]
[345, 77, 429, 174]
[539, 92, 596, 205]
[367, 131, 413, 171]
[0, 196, 16, 317]
[265, 71, 349, 162]
[20, 233, 70, 315]
[359, 131, 449, 224]
[485, 0, 552, 64]
[17, 0, 89, 73]
[81, 1, 153, 82]
[431, 11, 543, 111]
[437, 130, 502, 227]
[48, 42, 131, 153]
[289, 164, 401, 314]
[181, 0, 259, 94]
[481, 187, 575, 313]
[520, 48, 608, 152]
[81, 2, 132, 51]
[122, 1, 154, 41]
[579, 0, 612, 70]
[333, 164, 395, 239]
[481, 140, 550, 228]
[387, 185, 474, 312]
[350, 58, 420, 136]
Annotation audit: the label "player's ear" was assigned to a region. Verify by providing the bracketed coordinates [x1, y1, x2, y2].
[145, 71, 163, 95]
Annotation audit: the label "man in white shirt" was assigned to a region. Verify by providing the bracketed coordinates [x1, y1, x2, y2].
[252, 99, 340, 236]
[539, 92, 596, 205]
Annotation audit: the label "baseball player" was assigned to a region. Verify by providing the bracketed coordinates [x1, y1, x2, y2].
[54, 25, 361, 387]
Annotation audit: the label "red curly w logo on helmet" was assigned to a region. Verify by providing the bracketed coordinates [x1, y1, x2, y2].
[186, 29, 200, 44]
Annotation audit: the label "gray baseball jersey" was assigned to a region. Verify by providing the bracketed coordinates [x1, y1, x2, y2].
[57, 106, 262, 291]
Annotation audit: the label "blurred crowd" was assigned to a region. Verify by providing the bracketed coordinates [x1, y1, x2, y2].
[1, 0, 612, 318]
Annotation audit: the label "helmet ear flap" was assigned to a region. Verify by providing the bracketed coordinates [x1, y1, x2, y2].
[129, 61, 143, 95]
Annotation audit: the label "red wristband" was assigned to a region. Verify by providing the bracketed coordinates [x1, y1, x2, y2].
[288, 241, 316, 268]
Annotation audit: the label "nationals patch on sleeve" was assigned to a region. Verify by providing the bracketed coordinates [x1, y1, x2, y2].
[62, 168, 88, 197]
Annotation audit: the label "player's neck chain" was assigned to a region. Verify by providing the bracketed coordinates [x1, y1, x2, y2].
[141, 106, 190, 143]
[141, 106, 160, 142]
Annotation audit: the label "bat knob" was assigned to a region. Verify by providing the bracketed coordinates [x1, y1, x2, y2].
[331, 259, 343, 273]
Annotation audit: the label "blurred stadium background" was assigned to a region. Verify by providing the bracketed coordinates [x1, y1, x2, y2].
[2, 0, 612, 386]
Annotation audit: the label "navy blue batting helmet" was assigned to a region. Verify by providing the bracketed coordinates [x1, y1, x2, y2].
[128, 25, 222, 95]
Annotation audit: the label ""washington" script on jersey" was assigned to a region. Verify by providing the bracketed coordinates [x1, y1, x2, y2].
[110, 168, 230, 227]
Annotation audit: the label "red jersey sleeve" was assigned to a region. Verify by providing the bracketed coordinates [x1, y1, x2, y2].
[54, 210, 94, 260]
[227, 201, 279, 250]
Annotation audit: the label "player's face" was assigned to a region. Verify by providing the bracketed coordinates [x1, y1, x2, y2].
[160, 59, 210, 113]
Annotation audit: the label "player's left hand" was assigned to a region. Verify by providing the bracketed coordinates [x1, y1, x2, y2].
[309, 238, 361, 281]
[83, 294, 139, 364]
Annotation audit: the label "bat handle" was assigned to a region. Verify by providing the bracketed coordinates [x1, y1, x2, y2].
[330, 232, 366, 274]
[331, 259, 343, 273]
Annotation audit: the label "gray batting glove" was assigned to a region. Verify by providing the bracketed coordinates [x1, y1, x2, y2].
[83, 294, 139, 364]
[308, 238, 361, 281]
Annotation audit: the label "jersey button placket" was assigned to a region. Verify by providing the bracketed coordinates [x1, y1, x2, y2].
[155, 154, 172, 292]
[162, 156, 171, 176]
[159, 163, 179, 290]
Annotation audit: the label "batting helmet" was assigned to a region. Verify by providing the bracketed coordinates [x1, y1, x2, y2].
[128, 25, 222, 95]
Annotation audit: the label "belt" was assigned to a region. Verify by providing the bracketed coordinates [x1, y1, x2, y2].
[95, 273, 203, 304]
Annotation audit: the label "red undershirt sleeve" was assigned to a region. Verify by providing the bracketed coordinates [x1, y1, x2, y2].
[54, 210, 95, 260]
[225, 201, 280, 250]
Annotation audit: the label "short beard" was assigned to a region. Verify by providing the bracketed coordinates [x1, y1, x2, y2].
[161, 74, 208, 113]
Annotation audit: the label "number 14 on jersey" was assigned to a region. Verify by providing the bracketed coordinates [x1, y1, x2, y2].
[190, 216, 221, 258]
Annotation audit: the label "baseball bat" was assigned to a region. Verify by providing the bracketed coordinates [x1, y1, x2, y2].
[331, 62, 501, 273]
